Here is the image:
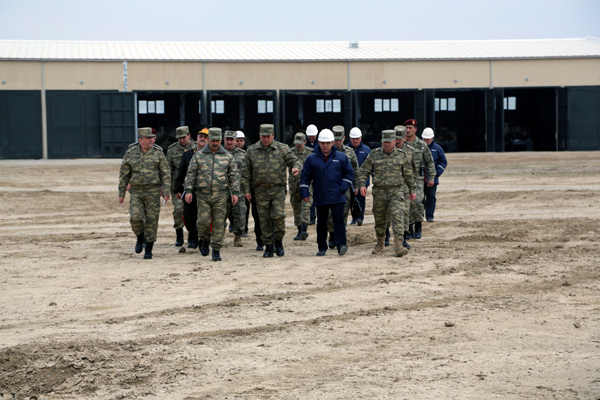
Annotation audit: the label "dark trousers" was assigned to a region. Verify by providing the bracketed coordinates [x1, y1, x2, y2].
[424, 184, 438, 220]
[244, 198, 251, 233]
[250, 188, 263, 245]
[182, 193, 198, 239]
[310, 203, 316, 221]
[316, 203, 346, 251]
[350, 190, 366, 221]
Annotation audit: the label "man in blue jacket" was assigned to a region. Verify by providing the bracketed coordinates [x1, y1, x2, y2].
[300, 129, 354, 256]
[349, 127, 371, 226]
[421, 128, 448, 222]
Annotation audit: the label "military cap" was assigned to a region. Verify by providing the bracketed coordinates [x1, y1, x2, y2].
[404, 119, 417, 126]
[259, 124, 275, 136]
[394, 125, 407, 139]
[208, 127, 222, 141]
[332, 125, 345, 140]
[175, 126, 190, 138]
[293, 132, 306, 144]
[137, 127, 156, 138]
[224, 130, 237, 139]
[381, 130, 396, 143]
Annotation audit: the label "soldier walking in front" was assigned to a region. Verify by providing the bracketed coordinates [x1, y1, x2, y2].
[118, 127, 171, 259]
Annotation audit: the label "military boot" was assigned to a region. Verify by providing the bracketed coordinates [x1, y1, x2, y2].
[175, 228, 184, 247]
[300, 224, 309, 240]
[293, 226, 303, 240]
[384, 228, 391, 247]
[234, 235, 243, 247]
[407, 224, 414, 239]
[263, 244, 274, 258]
[143, 241, 154, 259]
[275, 240, 285, 257]
[394, 236, 409, 257]
[414, 222, 422, 239]
[372, 237, 385, 254]
[188, 232, 198, 249]
[328, 232, 336, 249]
[403, 231, 411, 249]
[135, 233, 145, 254]
[212, 249, 222, 261]
[199, 240, 210, 257]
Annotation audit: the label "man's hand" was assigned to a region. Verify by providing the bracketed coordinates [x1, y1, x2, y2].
[118, 197, 124, 205]
[360, 187, 367, 197]
[292, 168, 300, 176]
[163, 195, 170, 202]
[126, 184, 131, 192]
[426, 180, 434, 188]
[231, 195, 239, 206]
[409, 193, 417, 202]
[185, 193, 193, 204]
[175, 192, 182, 199]
[302, 197, 310, 203]
[354, 188, 359, 195]
[244, 193, 252, 201]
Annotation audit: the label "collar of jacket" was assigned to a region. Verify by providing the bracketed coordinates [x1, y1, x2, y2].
[200, 144, 227, 154]
[258, 141, 277, 151]
[314, 144, 338, 159]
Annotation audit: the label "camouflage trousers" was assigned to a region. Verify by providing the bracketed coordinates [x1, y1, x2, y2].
[227, 197, 247, 235]
[197, 189, 229, 251]
[289, 185, 312, 226]
[373, 186, 405, 239]
[328, 190, 350, 233]
[409, 177, 425, 224]
[171, 194, 185, 230]
[255, 186, 286, 244]
[129, 187, 162, 243]
[386, 183, 411, 233]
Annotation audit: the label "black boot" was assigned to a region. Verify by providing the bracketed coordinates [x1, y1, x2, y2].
[275, 240, 285, 257]
[256, 243, 264, 251]
[328, 232, 336, 249]
[175, 228, 184, 246]
[384, 228, 391, 247]
[212, 249, 221, 261]
[300, 224, 309, 240]
[263, 244, 274, 258]
[403, 231, 411, 249]
[188, 232, 198, 249]
[407, 224, 414, 239]
[199, 240, 210, 256]
[143, 241, 154, 259]
[414, 222, 422, 239]
[135, 233, 145, 254]
[293, 226, 303, 240]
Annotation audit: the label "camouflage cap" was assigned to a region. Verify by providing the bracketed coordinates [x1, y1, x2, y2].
[138, 127, 156, 138]
[259, 124, 275, 136]
[332, 125, 345, 140]
[381, 130, 396, 143]
[293, 132, 306, 144]
[175, 126, 190, 138]
[224, 130, 237, 139]
[394, 125, 407, 139]
[208, 127, 222, 141]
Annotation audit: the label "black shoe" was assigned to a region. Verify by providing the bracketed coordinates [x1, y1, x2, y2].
[293, 226, 303, 241]
[228, 224, 233, 233]
[189, 237, 198, 249]
[349, 219, 357, 225]
[338, 245, 348, 256]
[212, 250, 221, 261]
[384, 228, 390, 247]
[135, 233, 145, 254]
[426, 217, 434, 223]
[309, 218, 316, 225]
[143, 241, 154, 259]
[356, 219, 363, 226]
[256, 244, 264, 251]
[407, 224, 414, 239]
[328, 232, 336, 249]
[275, 240, 284, 257]
[316, 249, 327, 256]
[403, 232, 411, 249]
[263, 244, 274, 258]
[175, 228, 184, 246]
[199, 240, 210, 257]
[300, 224, 309, 240]
[414, 222, 422, 239]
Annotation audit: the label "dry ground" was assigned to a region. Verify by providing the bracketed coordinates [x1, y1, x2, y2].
[0, 152, 599, 400]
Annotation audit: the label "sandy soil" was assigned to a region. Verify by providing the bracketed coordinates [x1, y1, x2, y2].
[1, 152, 599, 400]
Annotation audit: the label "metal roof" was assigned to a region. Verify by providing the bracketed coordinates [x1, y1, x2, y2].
[1, 37, 599, 62]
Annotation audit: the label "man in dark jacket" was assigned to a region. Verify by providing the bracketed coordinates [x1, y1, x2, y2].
[300, 129, 354, 257]
[421, 127, 447, 222]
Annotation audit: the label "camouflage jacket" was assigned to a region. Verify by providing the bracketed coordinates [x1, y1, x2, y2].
[399, 144, 417, 192]
[241, 140, 301, 193]
[288, 146, 313, 188]
[339, 144, 360, 187]
[226, 146, 246, 172]
[166, 139, 196, 185]
[184, 144, 240, 196]
[356, 147, 416, 194]
[118, 143, 170, 198]
[405, 137, 435, 181]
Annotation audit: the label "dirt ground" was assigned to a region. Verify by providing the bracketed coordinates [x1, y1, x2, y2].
[1, 151, 599, 400]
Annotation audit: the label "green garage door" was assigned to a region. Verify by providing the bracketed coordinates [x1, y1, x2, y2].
[0, 90, 42, 159]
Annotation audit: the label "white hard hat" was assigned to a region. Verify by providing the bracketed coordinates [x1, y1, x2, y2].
[422, 127, 434, 139]
[236, 131, 245, 139]
[306, 124, 318, 136]
[318, 129, 334, 142]
[349, 127, 362, 139]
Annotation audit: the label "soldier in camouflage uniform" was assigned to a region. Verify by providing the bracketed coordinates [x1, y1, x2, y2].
[166, 126, 196, 247]
[184, 127, 239, 262]
[327, 125, 359, 248]
[289, 132, 313, 241]
[242, 124, 301, 258]
[394, 125, 417, 249]
[223, 130, 247, 247]
[404, 119, 435, 239]
[357, 130, 416, 257]
[118, 127, 171, 260]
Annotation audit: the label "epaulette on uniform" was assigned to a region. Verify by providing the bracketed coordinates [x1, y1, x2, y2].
[127, 142, 138, 148]
[152, 144, 165, 153]
[168, 142, 178, 149]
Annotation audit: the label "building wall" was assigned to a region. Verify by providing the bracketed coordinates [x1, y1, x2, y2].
[128, 62, 203, 91]
[493, 58, 600, 88]
[0, 61, 43, 90]
[44, 62, 124, 90]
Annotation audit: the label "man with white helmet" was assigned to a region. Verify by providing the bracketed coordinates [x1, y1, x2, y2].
[235, 131, 247, 150]
[305, 124, 319, 150]
[348, 127, 371, 225]
[421, 127, 447, 222]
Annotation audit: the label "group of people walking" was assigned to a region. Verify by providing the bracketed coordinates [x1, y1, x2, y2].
[118, 119, 447, 261]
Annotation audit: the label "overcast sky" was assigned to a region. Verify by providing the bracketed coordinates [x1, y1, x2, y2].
[1, 0, 599, 42]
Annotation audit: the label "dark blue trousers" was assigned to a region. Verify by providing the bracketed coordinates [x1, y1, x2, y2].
[316, 203, 346, 251]
[424, 184, 438, 220]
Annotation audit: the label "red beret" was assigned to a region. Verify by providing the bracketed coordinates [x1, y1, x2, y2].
[404, 119, 417, 126]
